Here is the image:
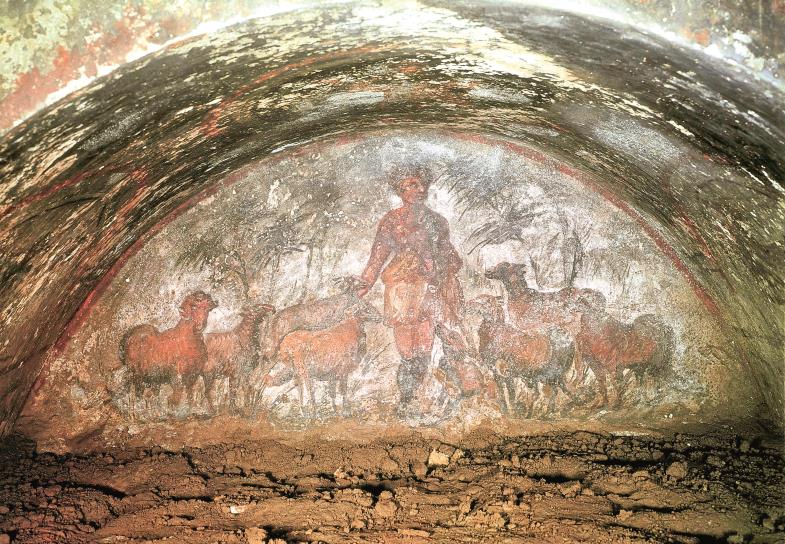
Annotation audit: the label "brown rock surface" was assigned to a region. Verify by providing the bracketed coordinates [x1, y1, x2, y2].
[0, 431, 782, 543]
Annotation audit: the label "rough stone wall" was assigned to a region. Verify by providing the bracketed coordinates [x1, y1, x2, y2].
[1, 0, 784, 131]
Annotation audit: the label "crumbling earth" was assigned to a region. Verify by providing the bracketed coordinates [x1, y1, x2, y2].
[0, 430, 782, 543]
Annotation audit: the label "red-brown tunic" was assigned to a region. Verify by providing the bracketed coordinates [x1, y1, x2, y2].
[360, 206, 463, 327]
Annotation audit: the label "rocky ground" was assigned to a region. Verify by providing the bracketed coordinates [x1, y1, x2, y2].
[0, 430, 782, 544]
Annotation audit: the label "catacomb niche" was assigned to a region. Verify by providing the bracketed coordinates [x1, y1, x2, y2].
[23, 132, 744, 450]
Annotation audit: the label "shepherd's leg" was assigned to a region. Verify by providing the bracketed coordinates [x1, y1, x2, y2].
[129, 382, 137, 421]
[394, 321, 434, 413]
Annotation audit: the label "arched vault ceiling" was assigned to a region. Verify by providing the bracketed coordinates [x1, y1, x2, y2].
[0, 2, 783, 435]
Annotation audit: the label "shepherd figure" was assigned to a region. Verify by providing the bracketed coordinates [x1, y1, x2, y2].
[357, 164, 474, 415]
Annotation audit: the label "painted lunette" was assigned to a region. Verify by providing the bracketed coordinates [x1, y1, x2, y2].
[45, 132, 722, 371]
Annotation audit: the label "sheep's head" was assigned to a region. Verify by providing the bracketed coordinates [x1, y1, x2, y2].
[485, 261, 528, 289]
[568, 294, 605, 330]
[571, 289, 606, 314]
[346, 299, 383, 323]
[179, 291, 217, 329]
[243, 303, 276, 319]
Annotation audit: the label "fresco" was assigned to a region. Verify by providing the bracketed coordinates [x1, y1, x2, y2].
[22, 132, 740, 444]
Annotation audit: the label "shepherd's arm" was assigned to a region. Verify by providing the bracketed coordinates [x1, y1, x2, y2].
[359, 216, 393, 292]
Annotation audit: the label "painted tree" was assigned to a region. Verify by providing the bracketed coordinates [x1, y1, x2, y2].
[447, 156, 591, 289]
[175, 180, 343, 301]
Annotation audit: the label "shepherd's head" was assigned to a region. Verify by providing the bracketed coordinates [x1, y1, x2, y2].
[389, 163, 432, 205]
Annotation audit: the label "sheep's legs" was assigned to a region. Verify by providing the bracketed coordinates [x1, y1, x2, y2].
[495, 377, 511, 415]
[203, 377, 218, 414]
[308, 378, 318, 418]
[543, 383, 558, 416]
[558, 376, 578, 410]
[591, 365, 610, 408]
[296, 378, 307, 417]
[143, 388, 156, 416]
[523, 386, 536, 419]
[241, 381, 256, 416]
[613, 368, 629, 407]
[169, 383, 184, 411]
[339, 376, 350, 416]
[329, 381, 339, 414]
[184, 377, 198, 413]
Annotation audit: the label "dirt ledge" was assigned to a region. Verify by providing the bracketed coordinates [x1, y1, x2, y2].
[0, 430, 783, 543]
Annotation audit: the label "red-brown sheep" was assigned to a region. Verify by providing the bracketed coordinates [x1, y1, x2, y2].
[270, 299, 382, 417]
[575, 308, 674, 407]
[257, 277, 367, 364]
[203, 303, 275, 414]
[485, 261, 605, 336]
[120, 291, 217, 419]
[469, 294, 575, 417]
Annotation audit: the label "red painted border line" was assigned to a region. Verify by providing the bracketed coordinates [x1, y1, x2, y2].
[556, 163, 719, 315]
[51, 164, 247, 355]
[3, 45, 396, 221]
[2, 165, 114, 221]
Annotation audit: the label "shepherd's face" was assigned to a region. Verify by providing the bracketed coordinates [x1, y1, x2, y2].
[397, 176, 428, 205]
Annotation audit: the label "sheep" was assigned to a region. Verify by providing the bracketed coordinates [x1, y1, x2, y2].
[202, 303, 275, 414]
[485, 261, 605, 336]
[257, 277, 367, 365]
[575, 308, 674, 407]
[271, 298, 382, 417]
[469, 294, 575, 417]
[120, 291, 217, 419]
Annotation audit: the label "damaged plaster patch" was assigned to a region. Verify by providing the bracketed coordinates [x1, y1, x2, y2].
[469, 86, 531, 105]
[325, 91, 385, 107]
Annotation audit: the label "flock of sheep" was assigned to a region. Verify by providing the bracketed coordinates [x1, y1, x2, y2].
[118, 279, 380, 419]
[470, 262, 674, 416]
[118, 263, 674, 421]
